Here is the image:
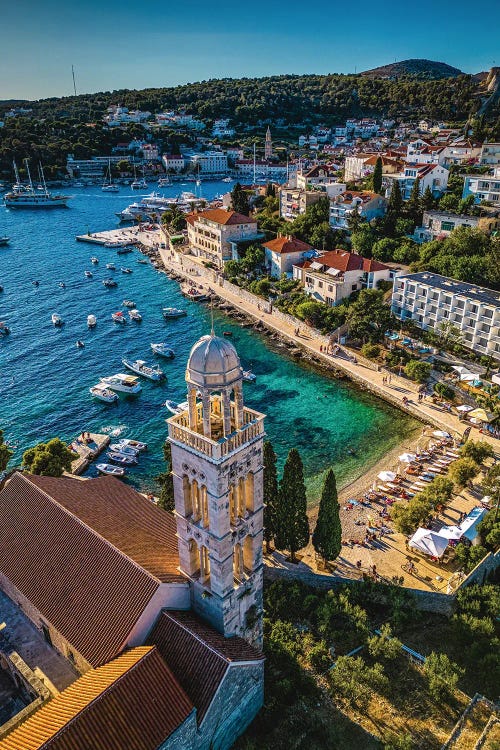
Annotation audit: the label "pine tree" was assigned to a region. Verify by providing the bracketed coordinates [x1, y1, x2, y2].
[0, 430, 13, 474]
[155, 441, 175, 512]
[420, 185, 435, 211]
[231, 182, 250, 216]
[263, 441, 279, 553]
[275, 448, 309, 563]
[372, 157, 383, 194]
[312, 469, 341, 563]
[388, 180, 403, 216]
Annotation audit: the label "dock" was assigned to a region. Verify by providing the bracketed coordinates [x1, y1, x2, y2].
[69, 432, 110, 475]
[75, 228, 138, 246]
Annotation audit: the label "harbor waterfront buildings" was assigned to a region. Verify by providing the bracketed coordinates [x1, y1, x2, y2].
[0, 334, 265, 749]
[186, 208, 260, 267]
[391, 272, 500, 360]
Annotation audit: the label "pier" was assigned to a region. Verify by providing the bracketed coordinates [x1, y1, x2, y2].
[69, 432, 110, 475]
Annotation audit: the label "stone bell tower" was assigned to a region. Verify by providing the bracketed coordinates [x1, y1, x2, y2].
[167, 333, 265, 647]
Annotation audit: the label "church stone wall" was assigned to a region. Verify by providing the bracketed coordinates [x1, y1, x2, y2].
[161, 710, 197, 750]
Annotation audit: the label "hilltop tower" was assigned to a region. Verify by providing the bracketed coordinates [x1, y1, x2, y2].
[264, 126, 272, 160]
[167, 333, 265, 647]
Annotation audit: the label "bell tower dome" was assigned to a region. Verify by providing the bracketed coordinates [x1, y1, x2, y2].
[168, 333, 265, 647]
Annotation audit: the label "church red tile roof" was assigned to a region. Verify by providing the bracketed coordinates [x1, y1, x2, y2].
[0, 647, 194, 750]
[263, 236, 312, 255]
[0, 473, 182, 667]
[150, 610, 264, 723]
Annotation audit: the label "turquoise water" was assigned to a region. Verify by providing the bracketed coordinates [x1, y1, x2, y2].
[0, 183, 417, 502]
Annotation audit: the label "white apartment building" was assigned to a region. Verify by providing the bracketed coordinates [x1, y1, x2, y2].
[391, 272, 500, 360]
[189, 152, 228, 174]
[66, 155, 124, 179]
[105, 106, 151, 126]
[186, 208, 258, 267]
[279, 187, 324, 221]
[162, 154, 185, 172]
[462, 167, 500, 204]
[296, 166, 340, 189]
[329, 191, 387, 230]
[386, 163, 449, 200]
[212, 119, 235, 137]
[479, 143, 500, 166]
[235, 160, 295, 182]
[412, 210, 480, 243]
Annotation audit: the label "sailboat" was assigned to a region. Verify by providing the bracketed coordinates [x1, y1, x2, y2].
[102, 159, 120, 192]
[5, 160, 69, 208]
[131, 164, 147, 190]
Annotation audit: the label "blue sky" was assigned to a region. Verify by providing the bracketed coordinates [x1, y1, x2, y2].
[0, 0, 498, 100]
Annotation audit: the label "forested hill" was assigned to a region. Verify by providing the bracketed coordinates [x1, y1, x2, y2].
[360, 59, 463, 80]
[2, 72, 483, 125]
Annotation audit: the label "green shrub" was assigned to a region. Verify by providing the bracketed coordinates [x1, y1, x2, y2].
[460, 440, 494, 465]
[424, 652, 464, 701]
[361, 343, 381, 359]
[433, 381, 455, 401]
[405, 359, 432, 383]
[448, 457, 479, 487]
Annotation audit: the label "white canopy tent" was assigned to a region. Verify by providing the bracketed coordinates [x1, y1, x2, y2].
[408, 528, 449, 559]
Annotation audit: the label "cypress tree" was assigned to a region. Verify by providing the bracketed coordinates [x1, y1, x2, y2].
[275, 448, 309, 563]
[312, 469, 342, 563]
[388, 179, 403, 216]
[155, 440, 175, 512]
[372, 157, 383, 194]
[263, 440, 279, 553]
[406, 176, 422, 224]
[231, 182, 250, 216]
[421, 185, 435, 211]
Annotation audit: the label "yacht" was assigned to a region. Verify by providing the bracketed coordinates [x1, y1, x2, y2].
[90, 384, 118, 403]
[51, 313, 63, 327]
[118, 438, 148, 452]
[112, 311, 126, 323]
[128, 308, 142, 322]
[102, 159, 120, 192]
[150, 342, 175, 358]
[5, 160, 69, 208]
[243, 370, 256, 382]
[131, 177, 148, 190]
[87, 314, 97, 328]
[162, 307, 186, 319]
[103, 278, 118, 288]
[96, 463, 126, 477]
[100, 374, 142, 394]
[122, 358, 165, 381]
[84, 270, 93, 278]
[165, 399, 188, 415]
[116, 246, 133, 255]
[106, 452, 137, 466]
[121, 267, 132, 274]
[0, 237, 9, 246]
[106, 263, 116, 270]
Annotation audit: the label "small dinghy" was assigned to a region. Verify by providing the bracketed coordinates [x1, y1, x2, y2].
[242, 370, 256, 382]
[151, 342, 175, 358]
[162, 307, 186, 319]
[110, 443, 140, 456]
[90, 385, 118, 403]
[91, 256, 99, 264]
[106, 263, 116, 270]
[118, 438, 148, 452]
[76, 340, 85, 348]
[51, 313, 63, 327]
[96, 463, 126, 477]
[84, 270, 93, 278]
[112, 311, 126, 324]
[128, 308, 142, 322]
[123, 299, 136, 308]
[103, 278, 118, 288]
[106, 452, 137, 466]
[87, 314, 97, 328]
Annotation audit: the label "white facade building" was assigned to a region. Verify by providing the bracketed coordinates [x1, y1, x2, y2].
[391, 272, 500, 360]
[479, 143, 500, 166]
[462, 167, 500, 204]
[190, 152, 228, 174]
[329, 191, 387, 230]
[187, 208, 258, 266]
[412, 210, 480, 243]
[162, 154, 186, 172]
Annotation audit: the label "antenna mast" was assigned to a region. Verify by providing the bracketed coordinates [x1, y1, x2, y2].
[72, 65, 77, 97]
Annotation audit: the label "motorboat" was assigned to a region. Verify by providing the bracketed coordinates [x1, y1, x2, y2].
[165, 400, 188, 415]
[112, 311, 127, 324]
[106, 263, 116, 270]
[151, 342, 175, 358]
[131, 177, 148, 190]
[96, 463, 126, 477]
[76, 340, 85, 348]
[242, 370, 256, 382]
[84, 270, 93, 278]
[137, 258, 148, 264]
[58, 282, 66, 288]
[100, 374, 142, 394]
[0, 322, 10, 335]
[158, 176, 171, 187]
[118, 438, 148, 452]
[128, 308, 142, 322]
[106, 452, 137, 466]
[90, 384, 118, 403]
[103, 278, 118, 288]
[104, 240, 128, 248]
[90, 256, 99, 264]
[110, 443, 140, 456]
[162, 307, 186, 319]
[121, 267, 132, 274]
[51, 313, 63, 327]
[102, 159, 120, 192]
[123, 299, 136, 308]
[87, 314, 97, 328]
[223, 331, 232, 337]
[117, 246, 133, 255]
[222, 177, 233, 183]
[0, 237, 9, 246]
[122, 358, 165, 381]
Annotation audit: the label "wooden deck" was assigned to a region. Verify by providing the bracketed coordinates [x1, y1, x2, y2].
[69, 432, 110, 475]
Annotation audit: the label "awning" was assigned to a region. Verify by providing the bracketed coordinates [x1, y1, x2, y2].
[310, 261, 324, 271]
[326, 267, 341, 276]
[433, 430, 451, 438]
[378, 470, 397, 482]
[460, 507, 487, 542]
[456, 404, 473, 412]
[408, 528, 449, 558]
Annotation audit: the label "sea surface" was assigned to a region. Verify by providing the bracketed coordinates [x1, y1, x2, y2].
[0, 182, 418, 503]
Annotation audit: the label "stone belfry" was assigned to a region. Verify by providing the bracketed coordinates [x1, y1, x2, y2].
[167, 332, 265, 647]
[264, 126, 272, 160]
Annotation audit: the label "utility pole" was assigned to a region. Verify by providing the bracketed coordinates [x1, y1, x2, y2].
[72, 65, 77, 97]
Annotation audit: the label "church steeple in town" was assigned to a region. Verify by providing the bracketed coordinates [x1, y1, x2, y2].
[264, 126, 272, 160]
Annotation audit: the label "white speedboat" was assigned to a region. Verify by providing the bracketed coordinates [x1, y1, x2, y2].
[0, 237, 10, 246]
[151, 342, 175, 358]
[243, 370, 256, 382]
[102, 184, 120, 193]
[76, 340, 85, 348]
[87, 314, 97, 328]
[100, 374, 142, 394]
[165, 399, 188, 415]
[107, 452, 137, 466]
[123, 299, 136, 308]
[131, 177, 148, 190]
[106, 263, 116, 270]
[158, 176, 171, 187]
[96, 463, 126, 477]
[118, 438, 148, 452]
[103, 278, 118, 288]
[121, 267, 132, 274]
[84, 270, 93, 278]
[112, 311, 126, 324]
[90, 384, 118, 403]
[162, 307, 186, 319]
[122, 358, 165, 381]
[91, 256, 99, 264]
[128, 308, 142, 322]
[110, 443, 140, 456]
[51, 313, 63, 326]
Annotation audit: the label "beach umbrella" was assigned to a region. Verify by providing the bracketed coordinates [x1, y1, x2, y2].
[432, 430, 451, 438]
[399, 452, 416, 463]
[378, 470, 396, 482]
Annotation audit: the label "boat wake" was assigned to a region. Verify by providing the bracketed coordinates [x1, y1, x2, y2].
[100, 423, 128, 437]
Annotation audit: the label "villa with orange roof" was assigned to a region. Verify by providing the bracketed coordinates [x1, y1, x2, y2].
[186, 208, 260, 267]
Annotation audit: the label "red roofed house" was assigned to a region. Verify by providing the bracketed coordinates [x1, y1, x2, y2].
[293, 249, 392, 305]
[186, 208, 258, 267]
[263, 234, 313, 277]
[0, 333, 266, 749]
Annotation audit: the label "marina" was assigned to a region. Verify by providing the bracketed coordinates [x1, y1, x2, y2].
[0, 184, 417, 499]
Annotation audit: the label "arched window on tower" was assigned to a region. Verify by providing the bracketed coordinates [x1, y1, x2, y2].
[200, 485, 209, 528]
[200, 545, 211, 583]
[233, 542, 244, 584]
[237, 477, 245, 518]
[191, 480, 201, 522]
[245, 473, 254, 513]
[229, 484, 236, 526]
[188, 539, 200, 577]
[183, 475, 192, 517]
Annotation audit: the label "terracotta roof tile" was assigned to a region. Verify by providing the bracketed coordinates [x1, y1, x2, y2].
[263, 236, 312, 255]
[0, 647, 194, 750]
[150, 610, 263, 723]
[190, 208, 256, 225]
[0, 473, 162, 666]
